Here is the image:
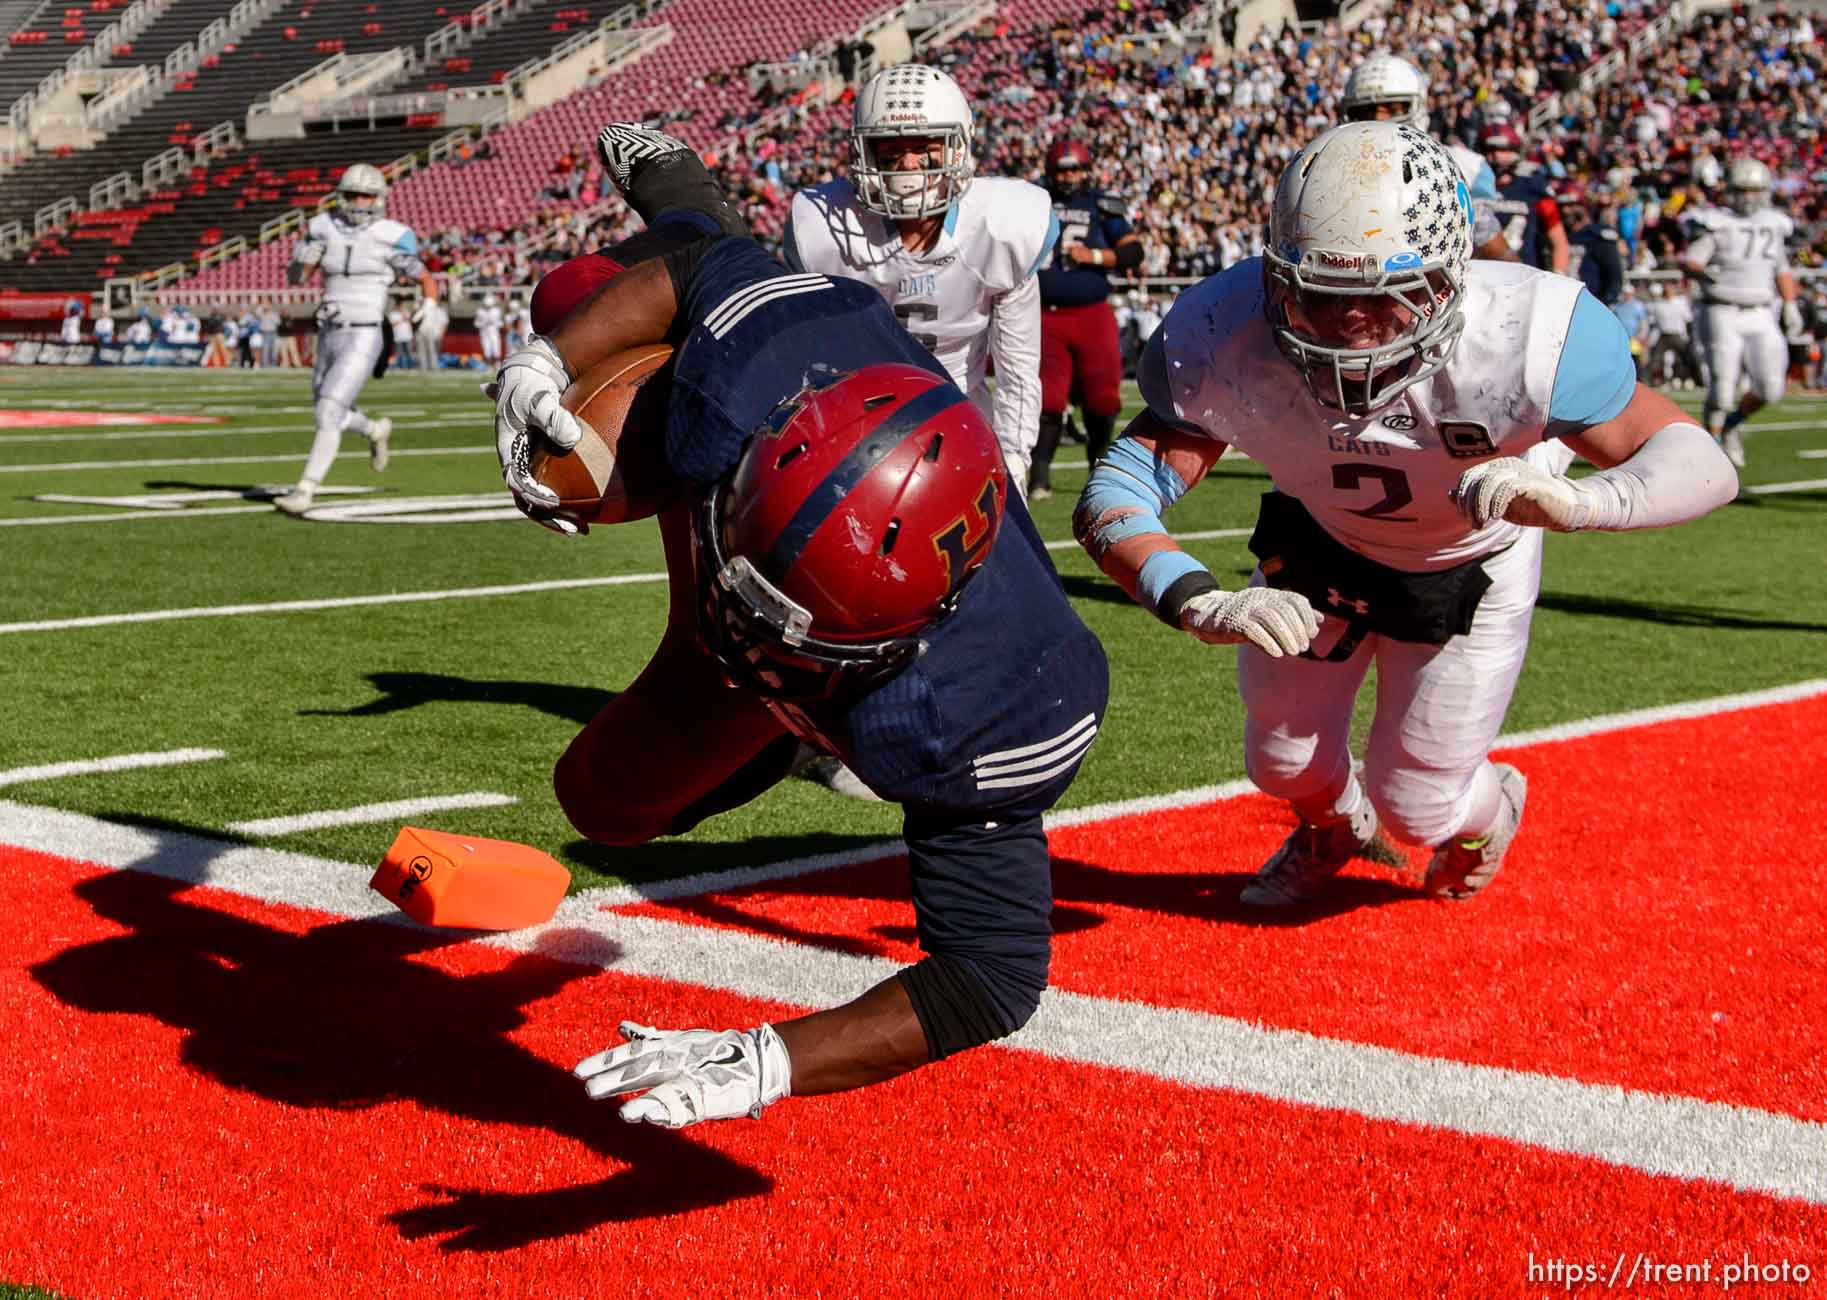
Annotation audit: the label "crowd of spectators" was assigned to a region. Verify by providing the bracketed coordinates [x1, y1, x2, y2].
[425, 0, 1826, 312]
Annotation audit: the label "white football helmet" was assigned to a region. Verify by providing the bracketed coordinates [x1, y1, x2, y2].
[850, 64, 974, 220]
[336, 162, 388, 227]
[1341, 54, 1428, 128]
[1691, 153, 1724, 194]
[1264, 122, 1473, 417]
[1724, 157, 1772, 215]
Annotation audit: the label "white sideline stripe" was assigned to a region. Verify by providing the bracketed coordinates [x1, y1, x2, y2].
[0, 526, 1251, 629]
[0, 573, 670, 635]
[1, 797, 1821, 1206]
[0, 446, 490, 473]
[1801, 449, 1827, 459]
[1, 505, 279, 527]
[0, 418, 451, 445]
[0, 748, 225, 788]
[226, 791, 517, 837]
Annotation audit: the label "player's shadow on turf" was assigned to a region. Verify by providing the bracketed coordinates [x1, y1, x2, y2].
[1536, 590, 1827, 635]
[30, 826, 771, 1252]
[302, 671, 614, 725]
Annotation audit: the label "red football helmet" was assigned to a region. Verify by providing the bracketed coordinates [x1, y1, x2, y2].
[693, 363, 1006, 701]
[1478, 121, 1523, 157]
[1046, 137, 1094, 180]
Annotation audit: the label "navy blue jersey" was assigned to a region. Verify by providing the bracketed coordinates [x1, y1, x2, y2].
[667, 237, 949, 487]
[666, 236, 1109, 822]
[1038, 190, 1131, 307]
[1492, 174, 1559, 271]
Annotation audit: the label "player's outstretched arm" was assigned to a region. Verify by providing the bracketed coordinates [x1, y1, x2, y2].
[1453, 384, 1737, 532]
[1073, 415, 1316, 657]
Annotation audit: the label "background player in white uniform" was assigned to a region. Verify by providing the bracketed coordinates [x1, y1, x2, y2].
[475, 293, 506, 368]
[1074, 123, 1737, 907]
[785, 63, 1057, 497]
[1338, 53, 1513, 263]
[278, 164, 437, 515]
[1682, 157, 1803, 467]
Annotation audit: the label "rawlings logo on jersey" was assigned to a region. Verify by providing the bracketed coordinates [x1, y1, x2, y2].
[1381, 413, 1418, 431]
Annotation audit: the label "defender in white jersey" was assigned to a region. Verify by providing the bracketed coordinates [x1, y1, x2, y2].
[1338, 53, 1512, 262]
[1682, 157, 1804, 467]
[277, 164, 438, 515]
[785, 63, 1057, 497]
[1075, 123, 1736, 906]
[475, 293, 506, 367]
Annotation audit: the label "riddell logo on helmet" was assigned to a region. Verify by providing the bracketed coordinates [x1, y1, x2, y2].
[1317, 251, 1366, 270]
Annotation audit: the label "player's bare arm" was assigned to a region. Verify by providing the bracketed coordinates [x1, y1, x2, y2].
[547, 255, 677, 375]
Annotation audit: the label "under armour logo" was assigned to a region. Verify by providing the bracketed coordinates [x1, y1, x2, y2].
[1328, 589, 1371, 616]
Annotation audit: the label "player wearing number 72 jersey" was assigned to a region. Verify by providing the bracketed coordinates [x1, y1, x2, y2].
[1075, 123, 1738, 908]
[785, 64, 1057, 498]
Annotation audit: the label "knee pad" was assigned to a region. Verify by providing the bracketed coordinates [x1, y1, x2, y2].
[316, 398, 351, 435]
[1365, 767, 1467, 848]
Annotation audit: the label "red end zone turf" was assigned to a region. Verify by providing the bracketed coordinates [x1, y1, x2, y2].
[617, 693, 1827, 1124]
[2, 844, 1821, 1298]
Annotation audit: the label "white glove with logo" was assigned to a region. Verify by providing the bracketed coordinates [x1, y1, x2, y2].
[1179, 587, 1322, 657]
[487, 334, 587, 535]
[1451, 457, 1593, 531]
[1782, 298, 1805, 339]
[574, 1022, 792, 1128]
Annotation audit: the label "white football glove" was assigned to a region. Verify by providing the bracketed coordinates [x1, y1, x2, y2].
[487, 334, 587, 535]
[1179, 587, 1322, 657]
[1782, 299, 1805, 339]
[574, 1022, 792, 1129]
[1451, 456, 1593, 531]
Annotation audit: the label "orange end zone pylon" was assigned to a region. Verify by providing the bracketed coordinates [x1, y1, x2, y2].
[370, 826, 571, 930]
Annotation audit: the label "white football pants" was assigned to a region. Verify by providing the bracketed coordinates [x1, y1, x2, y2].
[301, 323, 383, 488]
[1236, 528, 1544, 848]
[1700, 301, 1787, 418]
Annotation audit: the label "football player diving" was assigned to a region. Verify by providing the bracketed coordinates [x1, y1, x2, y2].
[278, 163, 437, 516]
[488, 125, 1108, 1129]
[1074, 122, 1737, 908]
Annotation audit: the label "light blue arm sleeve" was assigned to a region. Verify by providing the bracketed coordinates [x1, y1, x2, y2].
[1027, 211, 1060, 279]
[392, 228, 419, 255]
[1471, 160, 1498, 201]
[1077, 436, 1209, 617]
[1546, 289, 1637, 436]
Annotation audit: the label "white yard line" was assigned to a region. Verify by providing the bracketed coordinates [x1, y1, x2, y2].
[1742, 477, 1827, 495]
[0, 573, 671, 635]
[3, 696, 1824, 1208]
[1801, 449, 1827, 460]
[0, 525, 1252, 631]
[0, 446, 491, 473]
[0, 417, 457, 444]
[0, 747, 225, 788]
[226, 791, 517, 837]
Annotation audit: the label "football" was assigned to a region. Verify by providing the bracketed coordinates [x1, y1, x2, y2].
[527, 342, 682, 525]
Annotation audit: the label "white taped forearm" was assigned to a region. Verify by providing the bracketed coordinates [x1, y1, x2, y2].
[1577, 422, 1738, 530]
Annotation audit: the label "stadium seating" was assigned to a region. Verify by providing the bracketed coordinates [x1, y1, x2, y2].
[0, 0, 126, 106]
[1, 0, 463, 278]
[8, 125, 443, 288]
[388, 0, 635, 97]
